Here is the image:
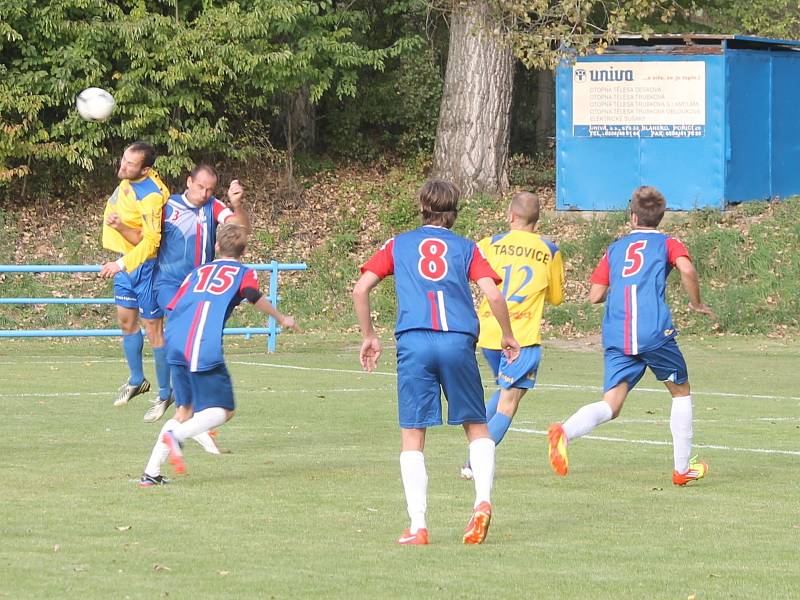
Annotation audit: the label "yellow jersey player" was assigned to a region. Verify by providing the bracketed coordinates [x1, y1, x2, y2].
[461, 191, 565, 479]
[99, 141, 171, 409]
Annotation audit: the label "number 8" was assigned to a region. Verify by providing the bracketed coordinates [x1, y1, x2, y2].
[418, 238, 448, 281]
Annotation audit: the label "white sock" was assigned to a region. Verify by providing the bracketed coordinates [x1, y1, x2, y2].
[173, 407, 227, 444]
[469, 437, 496, 508]
[670, 395, 693, 473]
[563, 401, 613, 441]
[193, 431, 220, 454]
[400, 451, 427, 533]
[144, 418, 180, 477]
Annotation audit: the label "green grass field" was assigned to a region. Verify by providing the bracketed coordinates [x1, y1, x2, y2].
[2, 334, 798, 599]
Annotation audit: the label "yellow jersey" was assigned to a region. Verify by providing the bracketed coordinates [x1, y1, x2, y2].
[477, 230, 564, 349]
[101, 171, 169, 273]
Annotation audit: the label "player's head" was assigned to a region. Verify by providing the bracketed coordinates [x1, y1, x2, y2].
[508, 191, 540, 228]
[419, 179, 459, 229]
[118, 141, 156, 181]
[630, 186, 666, 228]
[216, 223, 248, 259]
[185, 164, 219, 207]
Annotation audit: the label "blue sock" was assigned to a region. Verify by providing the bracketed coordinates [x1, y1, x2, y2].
[152, 346, 171, 399]
[485, 390, 501, 420]
[488, 412, 513, 446]
[122, 331, 144, 386]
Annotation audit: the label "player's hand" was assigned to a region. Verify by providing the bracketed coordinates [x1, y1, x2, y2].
[359, 335, 382, 372]
[278, 315, 302, 333]
[106, 212, 122, 230]
[227, 179, 244, 207]
[99, 261, 122, 278]
[688, 301, 716, 319]
[500, 335, 521, 365]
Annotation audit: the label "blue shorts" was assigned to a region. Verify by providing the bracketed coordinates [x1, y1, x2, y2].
[113, 259, 162, 319]
[481, 345, 541, 390]
[395, 330, 485, 428]
[603, 338, 688, 392]
[170, 363, 235, 411]
[155, 281, 180, 314]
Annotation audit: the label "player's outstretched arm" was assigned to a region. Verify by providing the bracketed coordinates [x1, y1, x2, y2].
[674, 256, 715, 318]
[476, 277, 520, 364]
[352, 271, 382, 372]
[253, 296, 302, 332]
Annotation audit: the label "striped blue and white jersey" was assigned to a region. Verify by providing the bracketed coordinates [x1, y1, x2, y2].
[165, 259, 258, 372]
[155, 194, 233, 290]
[590, 230, 690, 355]
[361, 226, 500, 338]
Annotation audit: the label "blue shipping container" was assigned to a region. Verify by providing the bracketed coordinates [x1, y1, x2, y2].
[556, 35, 800, 210]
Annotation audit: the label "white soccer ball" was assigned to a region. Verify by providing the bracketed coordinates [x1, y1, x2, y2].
[76, 87, 116, 122]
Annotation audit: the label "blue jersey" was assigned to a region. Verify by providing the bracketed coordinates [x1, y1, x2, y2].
[155, 194, 233, 290]
[165, 259, 259, 372]
[361, 225, 500, 338]
[590, 230, 690, 355]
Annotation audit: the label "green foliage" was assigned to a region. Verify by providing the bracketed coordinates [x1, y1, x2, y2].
[0, 0, 407, 193]
[318, 1, 442, 158]
[508, 153, 555, 188]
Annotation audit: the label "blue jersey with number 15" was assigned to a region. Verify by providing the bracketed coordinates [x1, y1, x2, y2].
[165, 259, 260, 372]
[361, 225, 500, 338]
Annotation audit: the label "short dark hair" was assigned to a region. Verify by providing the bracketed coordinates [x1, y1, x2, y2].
[216, 223, 247, 258]
[190, 163, 219, 180]
[510, 191, 540, 226]
[418, 179, 459, 229]
[630, 186, 666, 227]
[126, 141, 156, 168]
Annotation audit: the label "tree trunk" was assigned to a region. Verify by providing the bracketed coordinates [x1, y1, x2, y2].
[534, 69, 555, 154]
[432, 1, 514, 197]
[287, 85, 316, 152]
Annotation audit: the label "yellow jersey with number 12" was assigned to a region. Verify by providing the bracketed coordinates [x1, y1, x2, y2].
[477, 230, 564, 349]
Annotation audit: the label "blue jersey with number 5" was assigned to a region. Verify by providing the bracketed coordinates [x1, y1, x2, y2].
[361, 225, 500, 338]
[590, 230, 690, 355]
[165, 259, 260, 371]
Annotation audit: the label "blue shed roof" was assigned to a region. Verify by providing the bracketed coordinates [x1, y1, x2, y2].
[610, 34, 800, 50]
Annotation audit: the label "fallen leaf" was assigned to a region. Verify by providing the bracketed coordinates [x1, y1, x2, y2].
[217, 571, 230, 576]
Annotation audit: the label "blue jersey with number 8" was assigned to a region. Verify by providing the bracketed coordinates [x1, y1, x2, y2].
[361, 225, 500, 338]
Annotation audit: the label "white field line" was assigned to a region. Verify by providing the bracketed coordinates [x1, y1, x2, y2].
[229, 360, 800, 403]
[511, 427, 800, 457]
[7, 357, 796, 404]
[0, 388, 388, 399]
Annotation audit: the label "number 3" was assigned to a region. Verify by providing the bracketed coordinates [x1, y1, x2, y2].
[418, 238, 448, 281]
[622, 240, 647, 277]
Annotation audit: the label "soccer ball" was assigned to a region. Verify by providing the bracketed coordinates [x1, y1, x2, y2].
[76, 87, 115, 122]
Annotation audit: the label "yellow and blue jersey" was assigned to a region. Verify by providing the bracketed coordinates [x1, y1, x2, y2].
[477, 230, 564, 349]
[102, 171, 169, 273]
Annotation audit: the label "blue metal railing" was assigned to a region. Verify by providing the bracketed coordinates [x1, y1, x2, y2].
[0, 262, 307, 352]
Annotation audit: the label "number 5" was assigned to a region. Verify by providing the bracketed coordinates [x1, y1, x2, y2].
[622, 240, 646, 277]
